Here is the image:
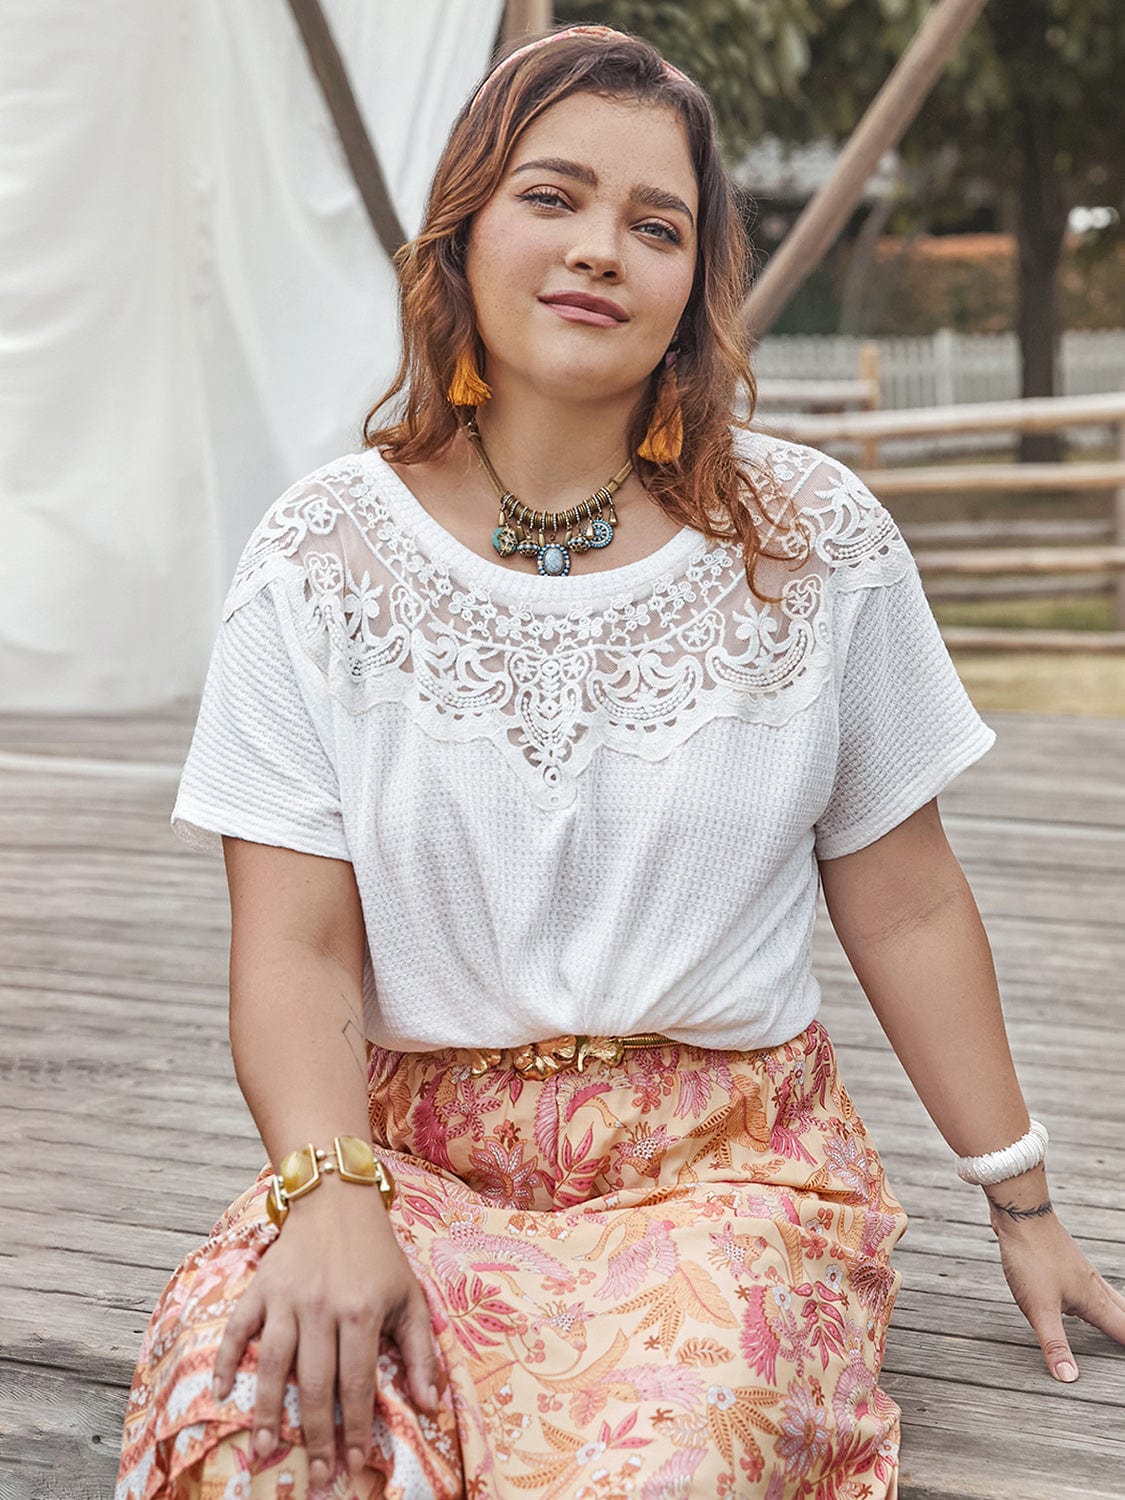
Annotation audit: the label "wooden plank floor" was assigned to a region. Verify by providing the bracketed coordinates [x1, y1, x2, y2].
[1, 703, 1123, 1499]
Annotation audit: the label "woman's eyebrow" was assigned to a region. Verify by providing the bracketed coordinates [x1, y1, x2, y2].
[511, 156, 695, 226]
[634, 184, 695, 226]
[512, 155, 598, 188]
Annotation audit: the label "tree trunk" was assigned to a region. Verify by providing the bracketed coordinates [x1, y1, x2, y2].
[1014, 95, 1068, 463]
[837, 193, 896, 335]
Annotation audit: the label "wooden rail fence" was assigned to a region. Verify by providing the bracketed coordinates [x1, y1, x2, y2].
[759, 391, 1125, 649]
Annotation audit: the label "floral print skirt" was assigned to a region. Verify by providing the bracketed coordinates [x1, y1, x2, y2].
[115, 1018, 908, 1499]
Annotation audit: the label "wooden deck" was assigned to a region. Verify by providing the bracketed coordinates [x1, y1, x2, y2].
[1, 702, 1123, 1499]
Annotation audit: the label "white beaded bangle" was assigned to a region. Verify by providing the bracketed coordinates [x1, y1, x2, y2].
[955, 1118, 1049, 1186]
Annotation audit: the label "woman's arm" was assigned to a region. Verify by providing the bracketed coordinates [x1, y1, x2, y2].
[225, 836, 373, 1156]
[213, 838, 440, 1487]
[818, 798, 1125, 1382]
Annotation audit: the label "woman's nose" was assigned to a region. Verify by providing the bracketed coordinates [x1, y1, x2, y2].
[564, 226, 623, 280]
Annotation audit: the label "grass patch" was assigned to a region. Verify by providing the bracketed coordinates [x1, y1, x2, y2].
[932, 593, 1113, 631]
[870, 444, 1125, 714]
[949, 651, 1125, 718]
[931, 593, 1125, 716]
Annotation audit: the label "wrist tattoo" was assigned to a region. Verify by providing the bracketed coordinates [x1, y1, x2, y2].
[340, 1009, 367, 1081]
[988, 1195, 1055, 1222]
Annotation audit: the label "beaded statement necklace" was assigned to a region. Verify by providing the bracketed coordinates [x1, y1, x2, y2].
[463, 413, 634, 577]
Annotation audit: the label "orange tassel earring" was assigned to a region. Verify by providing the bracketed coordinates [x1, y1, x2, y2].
[638, 351, 683, 463]
[448, 344, 492, 406]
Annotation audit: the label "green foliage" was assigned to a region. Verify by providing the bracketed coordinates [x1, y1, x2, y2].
[552, 0, 1123, 346]
[554, 0, 1124, 221]
[553, 0, 829, 157]
[889, 0, 1124, 227]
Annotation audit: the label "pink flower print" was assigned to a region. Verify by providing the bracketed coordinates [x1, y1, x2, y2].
[444, 1273, 520, 1357]
[802, 1228, 829, 1261]
[638, 1444, 708, 1498]
[820, 1263, 845, 1294]
[695, 1197, 728, 1221]
[824, 1133, 870, 1193]
[629, 1058, 676, 1111]
[707, 1222, 768, 1279]
[831, 1357, 875, 1440]
[554, 1124, 609, 1208]
[613, 1121, 674, 1180]
[467, 1139, 550, 1209]
[775, 1381, 831, 1481]
[411, 1095, 458, 1172]
[739, 1284, 782, 1385]
[875, 1432, 900, 1483]
[532, 1299, 591, 1350]
[674, 1065, 726, 1119]
[598, 1218, 679, 1301]
[770, 1072, 820, 1160]
[859, 1206, 902, 1257]
[852, 1257, 897, 1313]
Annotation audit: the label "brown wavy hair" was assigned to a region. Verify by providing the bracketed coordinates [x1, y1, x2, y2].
[362, 25, 809, 599]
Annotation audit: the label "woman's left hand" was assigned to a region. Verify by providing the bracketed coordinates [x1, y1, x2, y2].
[990, 1204, 1125, 1381]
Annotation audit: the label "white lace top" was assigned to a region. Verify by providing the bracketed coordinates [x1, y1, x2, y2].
[171, 428, 996, 1052]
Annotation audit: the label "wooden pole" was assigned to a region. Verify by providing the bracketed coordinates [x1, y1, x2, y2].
[286, 0, 408, 260]
[857, 341, 881, 471]
[743, 0, 987, 341]
[501, 0, 553, 51]
[1116, 413, 1125, 629]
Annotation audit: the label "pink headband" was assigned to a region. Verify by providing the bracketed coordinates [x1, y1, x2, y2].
[470, 24, 690, 112]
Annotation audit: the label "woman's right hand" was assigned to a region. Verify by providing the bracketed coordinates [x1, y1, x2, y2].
[212, 1179, 441, 1488]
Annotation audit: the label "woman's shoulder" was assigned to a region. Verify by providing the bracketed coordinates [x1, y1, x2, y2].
[730, 424, 876, 513]
[728, 423, 911, 591]
[222, 448, 383, 622]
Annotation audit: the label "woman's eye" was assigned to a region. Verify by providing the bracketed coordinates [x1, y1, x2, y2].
[519, 188, 569, 210]
[519, 193, 678, 249]
[639, 221, 682, 245]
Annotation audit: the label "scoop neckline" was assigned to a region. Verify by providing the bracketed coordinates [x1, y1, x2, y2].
[365, 446, 707, 609]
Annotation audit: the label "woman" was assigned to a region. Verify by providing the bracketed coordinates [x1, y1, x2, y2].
[115, 24, 1124, 1500]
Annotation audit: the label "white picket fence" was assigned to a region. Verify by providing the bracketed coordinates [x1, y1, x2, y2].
[753, 328, 1125, 409]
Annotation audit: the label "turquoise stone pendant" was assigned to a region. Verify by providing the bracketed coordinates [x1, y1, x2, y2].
[537, 542, 571, 576]
[587, 517, 614, 549]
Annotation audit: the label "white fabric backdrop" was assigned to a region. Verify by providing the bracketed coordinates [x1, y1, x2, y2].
[0, 0, 503, 711]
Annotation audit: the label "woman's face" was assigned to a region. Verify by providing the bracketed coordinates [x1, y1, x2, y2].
[464, 91, 699, 408]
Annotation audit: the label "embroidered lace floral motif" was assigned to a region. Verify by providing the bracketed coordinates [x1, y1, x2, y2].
[223, 435, 912, 809]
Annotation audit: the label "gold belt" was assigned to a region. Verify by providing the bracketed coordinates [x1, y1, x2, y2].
[468, 1032, 675, 1081]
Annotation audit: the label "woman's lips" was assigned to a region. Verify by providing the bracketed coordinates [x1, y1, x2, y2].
[537, 292, 627, 328]
[540, 301, 625, 328]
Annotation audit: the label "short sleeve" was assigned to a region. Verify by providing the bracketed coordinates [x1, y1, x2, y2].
[813, 552, 996, 861]
[170, 584, 350, 860]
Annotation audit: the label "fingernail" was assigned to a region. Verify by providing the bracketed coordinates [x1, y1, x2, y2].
[427, 1382, 439, 1410]
[310, 1458, 329, 1485]
[1056, 1360, 1078, 1382]
[254, 1427, 272, 1455]
[347, 1446, 366, 1475]
[211, 1377, 222, 1400]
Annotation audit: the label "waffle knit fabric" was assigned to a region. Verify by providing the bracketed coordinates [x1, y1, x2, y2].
[171, 428, 995, 1052]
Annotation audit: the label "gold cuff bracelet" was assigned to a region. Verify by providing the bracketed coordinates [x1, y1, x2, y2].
[265, 1135, 395, 1227]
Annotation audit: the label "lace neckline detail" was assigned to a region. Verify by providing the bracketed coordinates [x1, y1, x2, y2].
[366, 446, 706, 609]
